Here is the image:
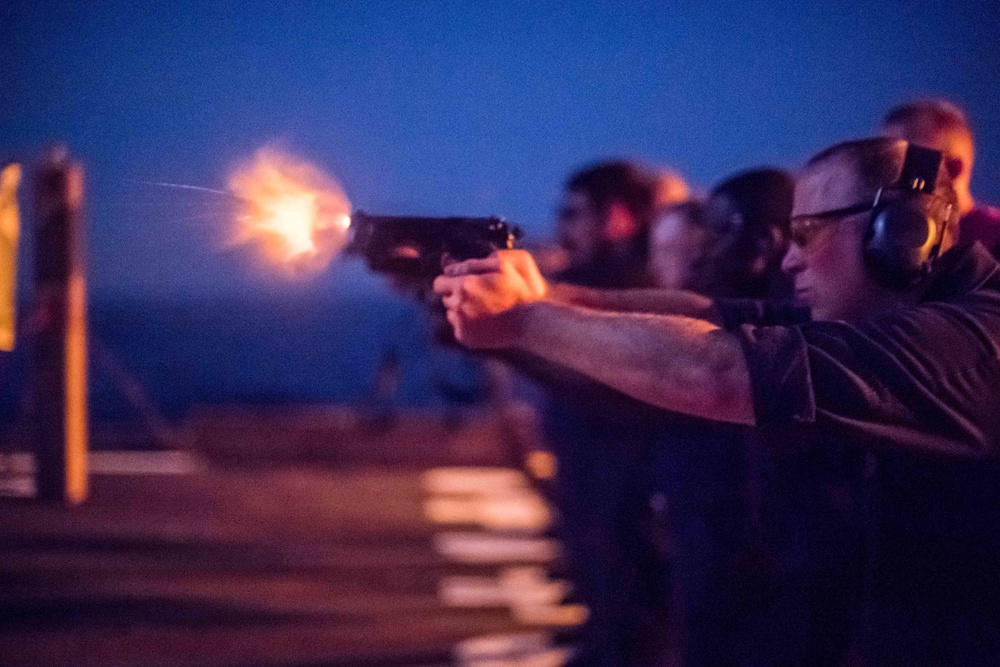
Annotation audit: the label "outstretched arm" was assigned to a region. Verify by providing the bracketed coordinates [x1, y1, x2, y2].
[511, 302, 753, 423]
[548, 282, 722, 325]
[433, 251, 755, 425]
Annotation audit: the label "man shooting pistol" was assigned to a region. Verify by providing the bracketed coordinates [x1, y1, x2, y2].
[433, 138, 1000, 665]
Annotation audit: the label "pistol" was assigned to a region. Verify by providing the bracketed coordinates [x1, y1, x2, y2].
[345, 212, 523, 285]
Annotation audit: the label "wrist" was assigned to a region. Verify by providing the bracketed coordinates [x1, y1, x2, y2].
[506, 300, 546, 351]
[546, 282, 580, 305]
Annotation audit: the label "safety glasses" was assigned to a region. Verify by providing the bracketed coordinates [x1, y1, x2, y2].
[788, 201, 875, 248]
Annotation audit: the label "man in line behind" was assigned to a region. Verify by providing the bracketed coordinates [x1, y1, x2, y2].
[882, 99, 1000, 256]
[651, 169, 863, 666]
[553, 160, 685, 287]
[536, 159, 684, 666]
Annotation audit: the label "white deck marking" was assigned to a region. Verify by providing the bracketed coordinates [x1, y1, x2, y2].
[433, 532, 559, 564]
[421, 467, 532, 495]
[454, 631, 572, 666]
[0, 451, 203, 496]
[0, 451, 202, 476]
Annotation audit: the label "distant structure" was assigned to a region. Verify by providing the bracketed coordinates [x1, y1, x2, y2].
[31, 148, 89, 504]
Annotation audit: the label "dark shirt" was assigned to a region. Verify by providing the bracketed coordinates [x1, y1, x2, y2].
[717, 290, 838, 566]
[960, 204, 1000, 258]
[731, 241, 1000, 463]
[654, 300, 862, 666]
[720, 242, 1000, 663]
[541, 255, 665, 666]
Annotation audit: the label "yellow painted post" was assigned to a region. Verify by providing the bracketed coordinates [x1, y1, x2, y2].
[0, 163, 19, 352]
[32, 148, 88, 504]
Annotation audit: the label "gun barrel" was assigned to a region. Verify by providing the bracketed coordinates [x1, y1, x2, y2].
[346, 211, 522, 280]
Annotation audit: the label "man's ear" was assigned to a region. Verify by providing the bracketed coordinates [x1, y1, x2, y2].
[604, 201, 638, 241]
[944, 156, 965, 181]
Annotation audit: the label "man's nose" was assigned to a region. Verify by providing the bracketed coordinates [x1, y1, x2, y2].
[781, 243, 805, 276]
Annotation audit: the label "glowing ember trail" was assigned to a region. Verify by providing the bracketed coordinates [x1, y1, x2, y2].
[227, 148, 352, 270]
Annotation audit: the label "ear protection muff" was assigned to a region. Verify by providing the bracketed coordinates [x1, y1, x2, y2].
[864, 144, 954, 290]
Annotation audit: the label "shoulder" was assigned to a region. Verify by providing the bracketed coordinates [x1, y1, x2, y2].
[960, 205, 1000, 256]
[962, 204, 1000, 227]
[829, 293, 1000, 390]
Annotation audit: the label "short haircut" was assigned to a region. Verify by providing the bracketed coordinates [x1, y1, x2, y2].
[882, 99, 973, 145]
[806, 137, 958, 209]
[565, 160, 659, 233]
[708, 168, 795, 236]
[654, 170, 690, 208]
[688, 168, 795, 299]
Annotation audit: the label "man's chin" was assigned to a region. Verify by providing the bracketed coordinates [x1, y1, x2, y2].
[810, 302, 851, 321]
[794, 289, 815, 311]
[802, 297, 834, 321]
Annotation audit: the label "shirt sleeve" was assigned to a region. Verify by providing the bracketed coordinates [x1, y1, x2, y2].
[735, 322, 816, 425]
[734, 303, 1000, 460]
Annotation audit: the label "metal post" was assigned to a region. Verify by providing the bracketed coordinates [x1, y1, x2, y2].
[32, 147, 88, 504]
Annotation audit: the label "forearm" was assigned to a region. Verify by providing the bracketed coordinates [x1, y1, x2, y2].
[547, 283, 722, 324]
[497, 348, 632, 400]
[509, 301, 755, 424]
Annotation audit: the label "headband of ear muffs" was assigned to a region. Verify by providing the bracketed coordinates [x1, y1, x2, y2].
[864, 144, 954, 290]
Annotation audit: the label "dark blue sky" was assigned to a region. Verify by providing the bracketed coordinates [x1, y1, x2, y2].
[4, 0, 999, 301]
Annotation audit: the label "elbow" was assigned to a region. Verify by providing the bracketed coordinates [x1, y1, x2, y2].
[665, 352, 756, 426]
[696, 367, 756, 426]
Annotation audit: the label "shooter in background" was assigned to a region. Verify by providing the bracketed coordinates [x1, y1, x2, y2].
[553, 161, 686, 288]
[687, 170, 795, 299]
[651, 170, 863, 666]
[540, 159, 686, 666]
[647, 200, 710, 292]
[882, 99, 1000, 256]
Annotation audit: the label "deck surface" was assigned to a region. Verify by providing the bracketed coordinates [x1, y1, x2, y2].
[0, 458, 575, 667]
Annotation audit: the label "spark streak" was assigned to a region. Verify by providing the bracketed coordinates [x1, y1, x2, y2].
[134, 181, 233, 197]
